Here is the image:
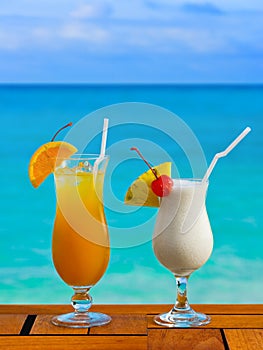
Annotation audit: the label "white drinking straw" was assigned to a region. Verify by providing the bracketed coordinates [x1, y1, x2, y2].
[93, 118, 109, 176]
[99, 118, 109, 158]
[202, 126, 251, 183]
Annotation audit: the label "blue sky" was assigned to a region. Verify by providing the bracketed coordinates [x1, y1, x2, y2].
[0, 0, 262, 83]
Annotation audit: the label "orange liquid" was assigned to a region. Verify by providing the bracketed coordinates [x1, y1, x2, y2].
[52, 171, 110, 287]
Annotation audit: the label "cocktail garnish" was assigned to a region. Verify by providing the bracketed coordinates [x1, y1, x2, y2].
[130, 147, 173, 197]
[28, 122, 77, 188]
[124, 159, 171, 207]
[51, 122, 73, 142]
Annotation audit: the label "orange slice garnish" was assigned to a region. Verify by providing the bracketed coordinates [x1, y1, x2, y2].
[29, 141, 77, 188]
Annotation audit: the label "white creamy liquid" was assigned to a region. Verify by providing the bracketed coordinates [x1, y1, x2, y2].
[153, 179, 213, 277]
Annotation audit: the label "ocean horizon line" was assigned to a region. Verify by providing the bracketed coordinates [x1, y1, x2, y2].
[0, 82, 263, 88]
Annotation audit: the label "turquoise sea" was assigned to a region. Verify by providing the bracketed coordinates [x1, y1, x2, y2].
[0, 84, 262, 305]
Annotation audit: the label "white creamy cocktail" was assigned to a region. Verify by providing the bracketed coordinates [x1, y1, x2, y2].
[126, 127, 250, 327]
[153, 179, 213, 276]
[153, 179, 213, 327]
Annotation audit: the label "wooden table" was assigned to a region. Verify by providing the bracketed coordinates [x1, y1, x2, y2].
[0, 304, 262, 349]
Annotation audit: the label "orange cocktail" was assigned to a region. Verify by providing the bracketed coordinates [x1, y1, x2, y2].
[28, 120, 111, 328]
[52, 171, 109, 287]
[51, 154, 111, 328]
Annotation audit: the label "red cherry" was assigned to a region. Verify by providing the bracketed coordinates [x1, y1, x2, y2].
[131, 147, 173, 197]
[151, 175, 173, 197]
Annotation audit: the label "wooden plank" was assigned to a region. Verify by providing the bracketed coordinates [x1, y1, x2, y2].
[0, 304, 73, 315]
[192, 304, 263, 315]
[0, 304, 262, 315]
[148, 329, 225, 350]
[0, 314, 27, 334]
[0, 304, 163, 315]
[90, 314, 147, 335]
[224, 329, 263, 350]
[148, 315, 263, 329]
[31, 315, 88, 334]
[0, 335, 147, 350]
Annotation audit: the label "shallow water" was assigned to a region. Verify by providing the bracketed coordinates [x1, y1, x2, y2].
[0, 84, 262, 304]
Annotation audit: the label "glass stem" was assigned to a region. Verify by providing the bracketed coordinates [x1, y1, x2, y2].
[174, 276, 190, 311]
[71, 287, 93, 313]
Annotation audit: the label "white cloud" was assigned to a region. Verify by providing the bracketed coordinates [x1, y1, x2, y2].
[146, 0, 263, 12]
[108, 23, 231, 55]
[0, 30, 21, 50]
[31, 27, 53, 42]
[153, 27, 227, 53]
[0, 0, 74, 18]
[70, 3, 112, 19]
[59, 22, 110, 44]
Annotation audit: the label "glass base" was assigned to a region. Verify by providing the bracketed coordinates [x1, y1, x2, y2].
[51, 311, 111, 328]
[154, 307, 211, 328]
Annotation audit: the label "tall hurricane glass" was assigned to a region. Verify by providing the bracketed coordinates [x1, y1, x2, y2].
[51, 154, 111, 328]
[153, 179, 213, 327]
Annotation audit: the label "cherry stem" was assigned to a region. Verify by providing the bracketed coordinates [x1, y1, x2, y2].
[130, 147, 158, 179]
[51, 122, 73, 142]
